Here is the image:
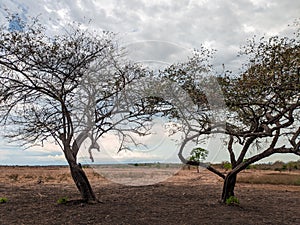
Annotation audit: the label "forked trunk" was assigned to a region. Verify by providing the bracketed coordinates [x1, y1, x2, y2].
[69, 163, 97, 202]
[221, 172, 237, 203]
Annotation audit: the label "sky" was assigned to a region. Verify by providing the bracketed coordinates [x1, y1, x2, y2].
[0, 0, 299, 165]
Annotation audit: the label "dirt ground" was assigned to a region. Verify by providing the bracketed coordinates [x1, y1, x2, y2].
[0, 166, 299, 225]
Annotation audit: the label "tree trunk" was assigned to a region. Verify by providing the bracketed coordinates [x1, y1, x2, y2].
[69, 162, 97, 203]
[221, 172, 237, 203]
[63, 144, 97, 203]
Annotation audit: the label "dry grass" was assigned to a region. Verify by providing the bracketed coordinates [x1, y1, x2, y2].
[238, 172, 300, 186]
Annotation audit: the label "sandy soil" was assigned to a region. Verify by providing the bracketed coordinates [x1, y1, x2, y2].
[0, 166, 299, 225]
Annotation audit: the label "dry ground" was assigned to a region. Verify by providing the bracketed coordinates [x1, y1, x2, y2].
[0, 166, 299, 224]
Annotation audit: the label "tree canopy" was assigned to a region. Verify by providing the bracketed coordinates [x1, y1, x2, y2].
[0, 16, 151, 202]
[159, 25, 300, 202]
[0, 13, 299, 204]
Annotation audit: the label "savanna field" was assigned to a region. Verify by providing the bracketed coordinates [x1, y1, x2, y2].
[0, 1, 300, 225]
[0, 164, 299, 225]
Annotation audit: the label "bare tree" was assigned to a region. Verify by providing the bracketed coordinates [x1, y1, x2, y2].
[0, 15, 149, 202]
[218, 31, 300, 202]
[159, 27, 300, 203]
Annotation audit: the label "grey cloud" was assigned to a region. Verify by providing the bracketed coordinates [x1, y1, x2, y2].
[0, 0, 299, 165]
[1, 0, 298, 89]
[0, 0, 298, 77]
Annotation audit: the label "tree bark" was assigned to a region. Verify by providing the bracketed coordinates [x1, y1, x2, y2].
[64, 147, 97, 203]
[221, 172, 237, 203]
[69, 162, 97, 203]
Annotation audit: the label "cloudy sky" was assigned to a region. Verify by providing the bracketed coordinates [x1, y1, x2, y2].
[0, 0, 299, 165]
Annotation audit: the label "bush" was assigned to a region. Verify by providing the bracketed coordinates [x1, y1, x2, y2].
[222, 161, 232, 170]
[0, 197, 8, 203]
[226, 196, 239, 205]
[294, 164, 298, 170]
[57, 197, 68, 204]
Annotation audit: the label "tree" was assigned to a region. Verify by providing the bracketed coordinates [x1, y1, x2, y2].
[0, 16, 149, 202]
[189, 147, 208, 172]
[159, 26, 300, 203]
[218, 31, 300, 202]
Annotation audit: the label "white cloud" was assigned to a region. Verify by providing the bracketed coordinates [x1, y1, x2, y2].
[243, 24, 255, 33]
[1, 0, 299, 71]
[30, 142, 61, 154]
[0, 0, 299, 165]
[77, 119, 183, 164]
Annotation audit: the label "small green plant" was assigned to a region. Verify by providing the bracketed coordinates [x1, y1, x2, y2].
[57, 197, 68, 204]
[226, 196, 239, 205]
[0, 197, 8, 203]
[222, 161, 232, 171]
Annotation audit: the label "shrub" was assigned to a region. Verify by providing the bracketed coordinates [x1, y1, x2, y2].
[222, 161, 232, 170]
[294, 164, 298, 170]
[226, 196, 239, 205]
[57, 197, 68, 204]
[0, 197, 8, 203]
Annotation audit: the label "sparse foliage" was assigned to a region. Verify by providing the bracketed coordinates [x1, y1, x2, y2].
[218, 29, 300, 202]
[225, 196, 239, 205]
[161, 24, 300, 203]
[57, 197, 68, 204]
[189, 147, 208, 162]
[0, 197, 8, 203]
[0, 15, 150, 202]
